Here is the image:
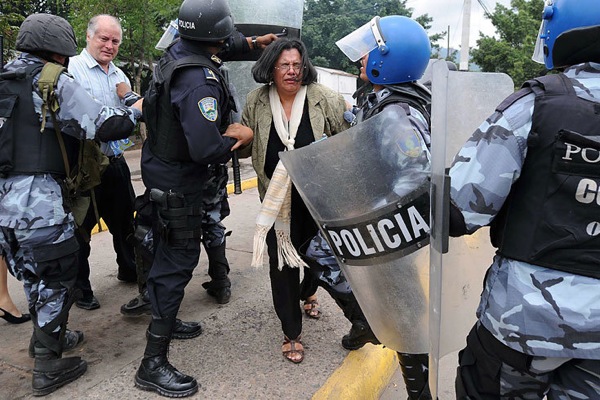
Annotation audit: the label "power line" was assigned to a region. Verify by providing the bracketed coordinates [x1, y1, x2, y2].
[476, 0, 493, 17]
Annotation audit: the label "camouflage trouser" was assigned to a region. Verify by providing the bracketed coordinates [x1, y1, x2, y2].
[303, 231, 352, 294]
[201, 163, 230, 249]
[0, 223, 79, 355]
[201, 164, 231, 288]
[457, 323, 600, 399]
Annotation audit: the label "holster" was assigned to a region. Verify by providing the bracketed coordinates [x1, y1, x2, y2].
[149, 188, 202, 245]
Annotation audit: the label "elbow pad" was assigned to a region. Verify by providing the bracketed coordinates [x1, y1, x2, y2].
[96, 115, 135, 142]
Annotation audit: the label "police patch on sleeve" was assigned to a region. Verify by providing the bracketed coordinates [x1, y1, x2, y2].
[198, 97, 218, 122]
[395, 129, 424, 158]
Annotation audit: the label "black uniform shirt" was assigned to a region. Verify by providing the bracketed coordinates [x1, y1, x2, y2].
[142, 40, 236, 193]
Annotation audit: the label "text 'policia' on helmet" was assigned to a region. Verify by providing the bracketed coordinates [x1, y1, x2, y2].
[177, 0, 235, 42]
[532, 0, 600, 70]
[336, 15, 431, 85]
[15, 13, 78, 57]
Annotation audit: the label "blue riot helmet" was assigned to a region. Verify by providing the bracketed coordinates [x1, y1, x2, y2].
[532, 0, 600, 69]
[336, 16, 431, 84]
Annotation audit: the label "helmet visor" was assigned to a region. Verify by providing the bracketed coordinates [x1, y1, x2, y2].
[156, 20, 179, 50]
[532, 14, 548, 64]
[532, 0, 554, 65]
[336, 18, 379, 62]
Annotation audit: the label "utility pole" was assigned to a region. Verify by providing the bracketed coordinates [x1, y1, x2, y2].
[447, 25, 451, 60]
[460, 0, 472, 71]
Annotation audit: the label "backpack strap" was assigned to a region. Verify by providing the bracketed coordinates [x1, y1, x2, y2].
[37, 62, 65, 132]
[161, 54, 231, 103]
[38, 63, 72, 180]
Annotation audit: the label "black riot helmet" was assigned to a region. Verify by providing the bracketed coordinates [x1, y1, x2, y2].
[15, 13, 78, 57]
[177, 0, 234, 42]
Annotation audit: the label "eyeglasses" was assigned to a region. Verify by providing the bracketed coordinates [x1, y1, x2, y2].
[275, 63, 304, 72]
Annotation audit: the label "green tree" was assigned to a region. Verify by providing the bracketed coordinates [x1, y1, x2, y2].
[470, 0, 546, 87]
[68, 0, 180, 95]
[302, 0, 439, 74]
[1, 0, 72, 62]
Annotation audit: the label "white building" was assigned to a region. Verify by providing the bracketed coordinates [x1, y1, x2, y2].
[315, 66, 358, 106]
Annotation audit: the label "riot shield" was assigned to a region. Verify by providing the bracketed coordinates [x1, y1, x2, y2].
[227, 0, 303, 111]
[280, 106, 431, 354]
[428, 60, 514, 398]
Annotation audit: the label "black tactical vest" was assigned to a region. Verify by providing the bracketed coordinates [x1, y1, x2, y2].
[0, 64, 77, 177]
[143, 51, 232, 163]
[490, 73, 600, 279]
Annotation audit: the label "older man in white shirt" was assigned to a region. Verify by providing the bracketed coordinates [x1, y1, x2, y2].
[69, 14, 139, 310]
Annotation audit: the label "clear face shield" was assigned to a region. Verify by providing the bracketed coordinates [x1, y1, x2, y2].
[335, 16, 386, 62]
[532, 1, 554, 64]
[155, 19, 179, 51]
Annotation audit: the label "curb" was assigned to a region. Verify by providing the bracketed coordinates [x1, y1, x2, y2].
[226, 177, 258, 195]
[313, 345, 398, 399]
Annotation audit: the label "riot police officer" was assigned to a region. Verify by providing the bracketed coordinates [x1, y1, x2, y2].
[0, 13, 142, 396]
[134, 0, 253, 396]
[335, 15, 433, 400]
[450, 0, 600, 398]
[120, 24, 277, 317]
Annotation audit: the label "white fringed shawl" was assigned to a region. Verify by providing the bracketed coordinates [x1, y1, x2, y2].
[251, 85, 308, 269]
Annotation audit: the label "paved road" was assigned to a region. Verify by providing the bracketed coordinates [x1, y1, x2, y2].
[0, 149, 462, 399]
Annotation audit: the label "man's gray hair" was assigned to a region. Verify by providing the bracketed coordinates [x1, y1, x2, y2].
[87, 14, 122, 39]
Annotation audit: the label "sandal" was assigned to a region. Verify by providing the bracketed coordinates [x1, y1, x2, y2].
[282, 336, 304, 363]
[303, 297, 321, 319]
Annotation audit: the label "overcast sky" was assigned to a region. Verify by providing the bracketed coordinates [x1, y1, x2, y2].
[407, 0, 514, 48]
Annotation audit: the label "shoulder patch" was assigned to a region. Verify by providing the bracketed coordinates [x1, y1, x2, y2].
[395, 129, 424, 158]
[198, 97, 218, 122]
[204, 67, 219, 82]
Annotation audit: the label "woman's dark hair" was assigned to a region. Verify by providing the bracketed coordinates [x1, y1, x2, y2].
[251, 38, 318, 85]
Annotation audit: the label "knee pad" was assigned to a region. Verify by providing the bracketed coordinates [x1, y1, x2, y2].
[32, 236, 79, 289]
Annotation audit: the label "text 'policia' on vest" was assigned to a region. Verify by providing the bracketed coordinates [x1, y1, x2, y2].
[490, 73, 600, 279]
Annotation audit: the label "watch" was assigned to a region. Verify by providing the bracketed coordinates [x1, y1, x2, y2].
[251, 36, 258, 49]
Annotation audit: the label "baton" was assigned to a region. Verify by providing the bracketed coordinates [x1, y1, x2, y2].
[232, 151, 242, 194]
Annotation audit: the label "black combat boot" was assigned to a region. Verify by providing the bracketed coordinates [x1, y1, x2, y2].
[32, 345, 87, 396]
[120, 289, 152, 317]
[135, 319, 198, 397]
[319, 287, 381, 350]
[29, 329, 85, 358]
[202, 242, 231, 304]
[342, 319, 381, 350]
[172, 318, 203, 340]
[398, 352, 433, 400]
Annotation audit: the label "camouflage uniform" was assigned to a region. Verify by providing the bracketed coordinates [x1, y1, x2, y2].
[200, 163, 231, 293]
[450, 62, 600, 398]
[0, 54, 139, 353]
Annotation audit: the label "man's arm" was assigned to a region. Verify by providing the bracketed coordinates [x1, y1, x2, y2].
[55, 73, 141, 141]
[116, 82, 142, 106]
